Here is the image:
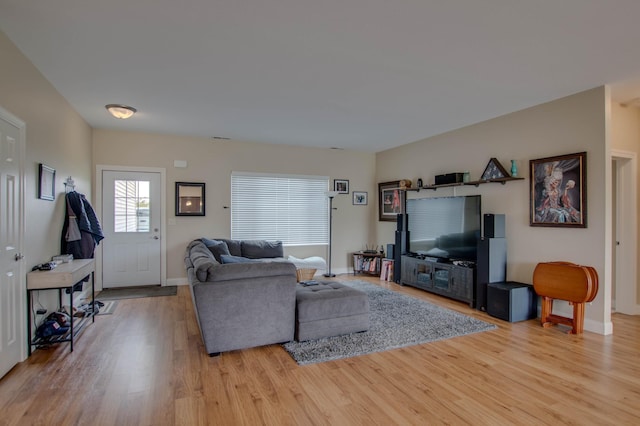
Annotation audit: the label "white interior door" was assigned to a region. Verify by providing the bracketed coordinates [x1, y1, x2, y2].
[0, 107, 25, 379]
[102, 170, 161, 288]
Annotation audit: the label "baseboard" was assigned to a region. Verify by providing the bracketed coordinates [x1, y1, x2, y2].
[584, 318, 612, 335]
[168, 278, 189, 286]
[316, 267, 350, 277]
[73, 282, 94, 305]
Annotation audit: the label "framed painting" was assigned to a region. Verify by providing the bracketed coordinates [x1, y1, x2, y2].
[352, 191, 367, 205]
[530, 152, 586, 228]
[175, 182, 206, 216]
[378, 181, 404, 221]
[38, 163, 56, 201]
[334, 179, 349, 194]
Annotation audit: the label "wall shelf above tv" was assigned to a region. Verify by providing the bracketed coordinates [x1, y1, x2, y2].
[407, 176, 524, 192]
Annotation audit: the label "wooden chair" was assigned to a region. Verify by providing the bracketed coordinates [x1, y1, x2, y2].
[532, 261, 598, 334]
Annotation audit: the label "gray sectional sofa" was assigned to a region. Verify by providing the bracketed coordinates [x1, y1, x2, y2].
[184, 238, 298, 356]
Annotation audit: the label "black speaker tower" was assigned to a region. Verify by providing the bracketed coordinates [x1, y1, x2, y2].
[474, 214, 507, 311]
[394, 213, 408, 283]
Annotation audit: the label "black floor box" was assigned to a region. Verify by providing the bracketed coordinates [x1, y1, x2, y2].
[487, 281, 537, 322]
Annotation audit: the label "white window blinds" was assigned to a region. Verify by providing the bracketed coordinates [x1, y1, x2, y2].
[231, 172, 329, 246]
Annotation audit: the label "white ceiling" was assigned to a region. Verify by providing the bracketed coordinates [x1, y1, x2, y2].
[2, 0, 640, 152]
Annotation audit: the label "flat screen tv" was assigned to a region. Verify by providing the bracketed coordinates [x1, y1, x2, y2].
[406, 195, 481, 262]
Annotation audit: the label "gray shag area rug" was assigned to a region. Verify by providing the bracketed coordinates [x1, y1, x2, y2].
[283, 280, 496, 365]
[97, 285, 177, 301]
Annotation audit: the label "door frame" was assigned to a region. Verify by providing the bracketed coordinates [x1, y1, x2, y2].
[95, 165, 167, 291]
[0, 105, 27, 366]
[611, 150, 639, 315]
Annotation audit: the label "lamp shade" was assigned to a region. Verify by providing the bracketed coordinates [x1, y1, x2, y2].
[106, 104, 137, 119]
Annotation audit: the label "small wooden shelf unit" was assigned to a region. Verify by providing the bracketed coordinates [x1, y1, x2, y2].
[353, 252, 383, 276]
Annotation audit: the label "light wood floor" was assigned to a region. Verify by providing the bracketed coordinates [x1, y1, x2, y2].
[1, 275, 639, 425]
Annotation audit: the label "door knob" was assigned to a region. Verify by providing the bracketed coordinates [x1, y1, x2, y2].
[14, 253, 24, 261]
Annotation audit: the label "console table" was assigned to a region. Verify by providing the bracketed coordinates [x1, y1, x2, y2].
[26, 259, 95, 355]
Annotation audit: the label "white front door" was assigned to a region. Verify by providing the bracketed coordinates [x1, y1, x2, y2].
[0, 107, 25, 379]
[102, 170, 161, 287]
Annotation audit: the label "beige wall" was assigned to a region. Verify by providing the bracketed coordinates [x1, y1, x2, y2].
[0, 31, 92, 269]
[93, 130, 377, 281]
[376, 87, 611, 333]
[610, 102, 640, 305]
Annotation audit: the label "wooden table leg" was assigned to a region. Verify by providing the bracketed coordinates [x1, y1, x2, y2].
[571, 302, 585, 334]
[541, 296, 553, 327]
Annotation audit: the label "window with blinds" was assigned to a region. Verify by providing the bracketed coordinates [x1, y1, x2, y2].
[231, 172, 329, 246]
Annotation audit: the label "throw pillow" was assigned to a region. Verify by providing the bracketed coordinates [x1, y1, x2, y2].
[220, 254, 258, 264]
[241, 240, 284, 259]
[219, 239, 242, 256]
[201, 238, 231, 263]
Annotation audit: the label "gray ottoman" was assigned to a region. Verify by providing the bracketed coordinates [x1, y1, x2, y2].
[295, 282, 370, 341]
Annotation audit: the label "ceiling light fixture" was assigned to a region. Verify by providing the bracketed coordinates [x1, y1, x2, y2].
[105, 104, 137, 119]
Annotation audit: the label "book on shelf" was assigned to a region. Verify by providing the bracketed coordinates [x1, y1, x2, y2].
[354, 252, 382, 273]
[380, 259, 394, 281]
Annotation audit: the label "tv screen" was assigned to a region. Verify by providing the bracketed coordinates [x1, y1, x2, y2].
[406, 195, 481, 262]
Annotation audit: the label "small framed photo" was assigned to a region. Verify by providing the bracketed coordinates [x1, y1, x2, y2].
[530, 151, 586, 228]
[38, 163, 56, 201]
[352, 191, 368, 205]
[334, 179, 349, 194]
[379, 180, 404, 221]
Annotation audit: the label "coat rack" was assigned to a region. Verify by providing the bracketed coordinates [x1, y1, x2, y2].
[64, 176, 76, 193]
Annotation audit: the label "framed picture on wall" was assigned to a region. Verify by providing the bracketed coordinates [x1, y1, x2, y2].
[334, 179, 349, 194]
[353, 191, 367, 205]
[378, 181, 404, 221]
[530, 151, 586, 227]
[38, 163, 56, 201]
[175, 182, 206, 216]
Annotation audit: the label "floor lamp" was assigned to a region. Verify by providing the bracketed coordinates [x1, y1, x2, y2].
[324, 191, 338, 277]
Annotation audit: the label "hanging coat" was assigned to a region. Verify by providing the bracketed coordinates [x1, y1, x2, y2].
[61, 191, 104, 259]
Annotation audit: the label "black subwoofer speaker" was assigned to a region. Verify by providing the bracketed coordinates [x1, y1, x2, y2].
[487, 282, 537, 322]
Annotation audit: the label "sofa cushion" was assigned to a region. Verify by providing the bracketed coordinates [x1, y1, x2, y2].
[219, 238, 242, 256]
[201, 238, 231, 262]
[241, 240, 283, 259]
[220, 254, 259, 264]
